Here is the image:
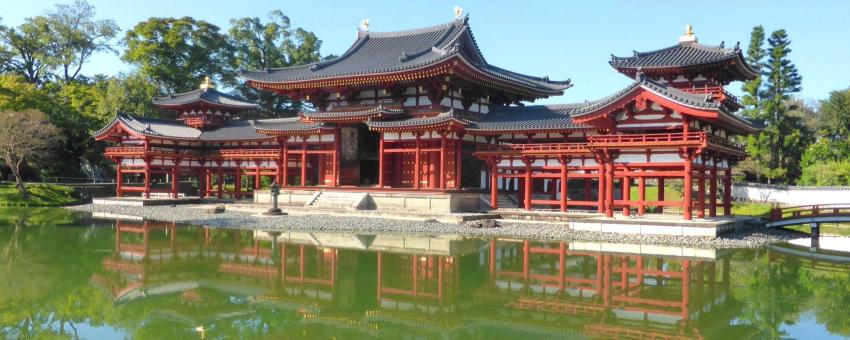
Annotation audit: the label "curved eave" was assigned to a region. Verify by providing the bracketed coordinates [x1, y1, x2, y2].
[155, 98, 259, 111]
[465, 125, 594, 136]
[247, 55, 569, 99]
[254, 126, 334, 137]
[301, 107, 405, 123]
[93, 117, 200, 142]
[610, 53, 758, 81]
[367, 118, 469, 133]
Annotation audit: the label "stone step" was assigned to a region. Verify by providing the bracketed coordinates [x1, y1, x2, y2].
[307, 191, 371, 210]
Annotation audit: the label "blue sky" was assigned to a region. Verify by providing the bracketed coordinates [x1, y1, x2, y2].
[3, 0, 849, 105]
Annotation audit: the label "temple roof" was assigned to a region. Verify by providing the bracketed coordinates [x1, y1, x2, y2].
[466, 104, 589, 134]
[94, 113, 325, 141]
[243, 16, 570, 97]
[252, 117, 329, 134]
[366, 109, 468, 131]
[570, 75, 761, 133]
[153, 88, 259, 111]
[610, 40, 758, 81]
[302, 105, 405, 122]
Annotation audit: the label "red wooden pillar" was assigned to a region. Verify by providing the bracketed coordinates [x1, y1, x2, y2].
[490, 159, 498, 210]
[203, 167, 211, 198]
[638, 175, 646, 216]
[115, 160, 123, 197]
[254, 160, 261, 190]
[597, 162, 606, 213]
[143, 157, 151, 199]
[709, 163, 718, 217]
[657, 178, 665, 214]
[300, 136, 307, 187]
[683, 155, 693, 221]
[414, 133, 421, 189]
[282, 140, 289, 187]
[559, 157, 568, 212]
[317, 154, 325, 186]
[439, 133, 447, 190]
[216, 164, 224, 198]
[622, 175, 630, 217]
[378, 133, 385, 188]
[605, 158, 615, 218]
[428, 140, 438, 189]
[333, 128, 340, 187]
[171, 160, 180, 198]
[697, 164, 706, 219]
[723, 168, 732, 216]
[234, 161, 242, 199]
[523, 157, 532, 210]
[455, 134, 463, 189]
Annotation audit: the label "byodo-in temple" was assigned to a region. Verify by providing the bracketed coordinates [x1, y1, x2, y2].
[94, 14, 759, 220]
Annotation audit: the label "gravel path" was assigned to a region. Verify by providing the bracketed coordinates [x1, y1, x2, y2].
[67, 204, 802, 249]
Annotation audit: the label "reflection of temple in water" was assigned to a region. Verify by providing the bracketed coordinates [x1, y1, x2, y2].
[91, 220, 757, 338]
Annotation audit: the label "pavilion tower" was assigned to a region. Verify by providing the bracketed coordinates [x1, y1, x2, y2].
[152, 77, 259, 130]
[609, 25, 758, 111]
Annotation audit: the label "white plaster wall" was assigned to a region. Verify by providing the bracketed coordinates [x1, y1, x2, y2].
[732, 183, 850, 205]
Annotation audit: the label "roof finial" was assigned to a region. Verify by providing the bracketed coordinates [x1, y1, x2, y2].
[360, 19, 370, 31]
[678, 24, 698, 44]
[200, 76, 213, 90]
[454, 6, 464, 18]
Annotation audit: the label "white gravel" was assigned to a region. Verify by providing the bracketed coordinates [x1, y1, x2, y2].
[66, 204, 801, 249]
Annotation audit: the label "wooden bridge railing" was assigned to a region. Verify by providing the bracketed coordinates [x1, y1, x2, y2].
[769, 204, 850, 221]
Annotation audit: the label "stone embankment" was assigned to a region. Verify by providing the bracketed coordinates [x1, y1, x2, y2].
[67, 204, 802, 249]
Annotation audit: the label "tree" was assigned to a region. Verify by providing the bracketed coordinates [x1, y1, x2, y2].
[741, 25, 765, 120]
[227, 10, 326, 116]
[818, 87, 850, 141]
[123, 17, 233, 93]
[45, 0, 120, 82]
[762, 30, 804, 182]
[0, 110, 60, 197]
[0, 16, 54, 84]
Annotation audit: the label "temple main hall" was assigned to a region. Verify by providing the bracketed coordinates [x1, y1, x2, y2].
[95, 15, 759, 220]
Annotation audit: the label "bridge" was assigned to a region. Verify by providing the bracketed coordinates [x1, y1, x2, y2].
[766, 204, 850, 230]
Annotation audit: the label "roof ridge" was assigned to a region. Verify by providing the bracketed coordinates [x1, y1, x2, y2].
[361, 17, 465, 38]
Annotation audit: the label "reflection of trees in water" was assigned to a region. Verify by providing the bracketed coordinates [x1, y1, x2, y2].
[0, 208, 115, 339]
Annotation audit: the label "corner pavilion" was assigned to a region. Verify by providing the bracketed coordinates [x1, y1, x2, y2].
[95, 16, 759, 220]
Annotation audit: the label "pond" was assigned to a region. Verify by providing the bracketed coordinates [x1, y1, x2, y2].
[1, 207, 849, 339]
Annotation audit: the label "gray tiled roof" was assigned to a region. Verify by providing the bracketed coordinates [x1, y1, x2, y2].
[94, 113, 203, 140]
[302, 105, 405, 120]
[153, 88, 259, 110]
[243, 16, 570, 95]
[467, 104, 590, 132]
[571, 75, 721, 117]
[252, 117, 328, 132]
[199, 120, 271, 141]
[610, 41, 758, 80]
[366, 109, 468, 129]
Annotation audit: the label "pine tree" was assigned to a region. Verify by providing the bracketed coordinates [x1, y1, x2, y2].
[761, 29, 803, 183]
[741, 25, 765, 119]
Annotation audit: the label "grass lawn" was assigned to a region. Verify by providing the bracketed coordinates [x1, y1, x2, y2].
[0, 182, 80, 207]
[786, 223, 850, 236]
[629, 185, 682, 202]
[628, 185, 772, 217]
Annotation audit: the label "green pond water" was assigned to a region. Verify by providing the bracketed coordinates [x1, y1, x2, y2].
[1, 208, 850, 339]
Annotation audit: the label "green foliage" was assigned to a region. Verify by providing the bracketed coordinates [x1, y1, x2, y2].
[817, 86, 850, 140]
[798, 160, 850, 186]
[0, 0, 118, 84]
[123, 16, 233, 93]
[0, 183, 78, 206]
[227, 10, 325, 116]
[740, 27, 810, 184]
[44, 0, 120, 82]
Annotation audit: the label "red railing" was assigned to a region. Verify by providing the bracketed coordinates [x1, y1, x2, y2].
[680, 85, 739, 104]
[587, 132, 704, 145]
[215, 149, 281, 158]
[477, 142, 590, 153]
[707, 135, 746, 154]
[769, 204, 850, 221]
[104, 147, 200, 156]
